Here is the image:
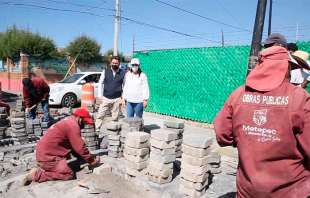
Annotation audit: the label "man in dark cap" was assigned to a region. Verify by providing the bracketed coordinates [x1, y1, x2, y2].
[263, 33, 287, 48]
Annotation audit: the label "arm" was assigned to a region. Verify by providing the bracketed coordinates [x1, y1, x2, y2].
[23, 87, 31, 108]
[122, 73, 128, 100]
[142, 74, 150, 101]
[66, 122, 94, 164]
[98, 70, 105, 98]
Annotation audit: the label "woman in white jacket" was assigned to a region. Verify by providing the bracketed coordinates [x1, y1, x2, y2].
[122, 58, 150, 118]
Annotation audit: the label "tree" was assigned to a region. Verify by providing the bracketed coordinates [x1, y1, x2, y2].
[66, 35, 101, 64]
[0, 26, 58, 60]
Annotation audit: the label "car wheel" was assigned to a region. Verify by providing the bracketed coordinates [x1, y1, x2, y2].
[61, 93, 77, 108]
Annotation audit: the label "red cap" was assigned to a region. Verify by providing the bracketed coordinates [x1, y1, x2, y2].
[73, 108, 94, 125]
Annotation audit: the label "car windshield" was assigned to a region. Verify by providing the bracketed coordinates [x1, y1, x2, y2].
[59, 74, 84, 83]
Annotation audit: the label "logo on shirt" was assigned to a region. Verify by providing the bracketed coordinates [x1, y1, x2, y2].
[253, 109, 267, 126]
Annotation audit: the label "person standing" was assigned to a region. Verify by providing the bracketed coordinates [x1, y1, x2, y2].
[22, 72, 50, 122]
[22, 108, 100, 185]
[214, 45, 310, 197]
[96, 56, 125, 128]
[122, 58, 150, 118]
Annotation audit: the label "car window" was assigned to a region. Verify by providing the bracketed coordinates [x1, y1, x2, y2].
[82, 74, 100, 83]
[59, 74, 84, 83]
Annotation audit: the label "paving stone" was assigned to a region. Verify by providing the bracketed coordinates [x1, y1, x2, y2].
[84, 124, 95, 129]
[124, 146, 149, 156]
[31, 119, 41, 125]
[148, 174, 172, 184]
[126, 160, 148, 170]
[81, 133, 96, 138]
[150, 138, 175, 149]
[175, 139, 182, 146]
[150, 153, 176, 164]
[108, 145, 120, 152]
[108, 151, 120, 158]
[124, 152, 149, 163]
[181, 161, 210, 175]
[164, 127, 184, 134]
[108, 140, 120, 146]
[12, 128, 26, 133]
[11, 118, 25, 125]
[83, 138, 97, 144]
[147, 164, 173, 177]
[87, 146, 97, 151]
[182, 144, 211, 158]
[148, 160, 174, 171]
[207, 151, 221, 164]
[126, 167, 147, 177]
[182, 153, 209, 166]
[125, 139, 149, 149]
[210, 167, 222, 174]
[179, 183, 206, 198]
[81, 128, 95, 133]
[180, 169, 209, 183]
[11, 124, 25, 129]
[106, 122, 121, 131]
[108, 134, 120, 141]
[85, 141, 97, 147]
[151, 129, 177, 141]
[180, 177, 208, 191]
[164, 121, 184, 129]
[93, 164, 112, 175]
[0, 114, 7, 119]
[11, 111, 25, 118]
[183, 135, 213, 149]
[11, 133, 27, 138]
[41, 121, 50, 128]
[150, 147, 175, 156]
[210, 163, 220, 168]
[127, 132, 149, 142]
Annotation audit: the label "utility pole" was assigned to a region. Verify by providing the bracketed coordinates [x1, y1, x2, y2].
[221, 30, 224, 47]
[113, 0, 120, 56]
[247, 0, 267, 75]
[132, 34, 135, 55]
[268, 0, 272, 36]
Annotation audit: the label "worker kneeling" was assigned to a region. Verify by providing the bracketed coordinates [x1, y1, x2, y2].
[23, 108, 100, 185]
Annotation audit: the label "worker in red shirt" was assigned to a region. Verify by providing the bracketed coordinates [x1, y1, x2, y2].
[214, 45, 310, 197]
[22, 108, 100, 185]
[22, 75, 50, 122]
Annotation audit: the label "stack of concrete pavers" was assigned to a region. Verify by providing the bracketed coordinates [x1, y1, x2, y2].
[81, 124, 97, 151]
[32, 119, 42, 137]
[179, 135, 213, 197]
[147, 129, 177, 184]
[207, 150, 221, 174]
[0, 107, 9, 139]
[10, 117, 27, 145]
[124, 132, 150, 178]
[163, 121, 184, 158]
[14, 99, 24, 112]
[106, 122, 122, 158]
[119, 117, 144, 155]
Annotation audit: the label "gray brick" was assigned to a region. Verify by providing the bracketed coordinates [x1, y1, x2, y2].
[164, 121, 184, 129]
[183, 135, 213, 149]
[151, 129, 177, 141]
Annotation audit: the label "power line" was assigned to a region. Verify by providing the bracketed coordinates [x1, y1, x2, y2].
[120, 16, 221, 44]
[1, 2, 220, 44]
[216, 0, 243, 28]
[153, 0, 250, 32]
[1, 2, 110, 18]
[43, 0, 115, 12]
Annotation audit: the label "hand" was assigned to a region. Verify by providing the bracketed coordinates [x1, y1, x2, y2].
[90, 156, 100, 167]
[120, 98, 126, 107]
[25, 108, 31, 113]
[143, 100, 148, 108]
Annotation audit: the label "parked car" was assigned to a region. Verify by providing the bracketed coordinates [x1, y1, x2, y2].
[49, 72, 102, 107]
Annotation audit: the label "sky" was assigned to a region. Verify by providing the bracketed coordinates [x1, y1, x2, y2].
[0, 0, 310, 56]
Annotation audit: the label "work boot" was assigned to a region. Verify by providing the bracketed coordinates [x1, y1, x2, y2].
[21, 168, 37, 186]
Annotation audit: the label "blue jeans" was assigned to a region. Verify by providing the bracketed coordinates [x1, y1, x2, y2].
[126, 102, 144, 118]
[27, 100, 50, 122]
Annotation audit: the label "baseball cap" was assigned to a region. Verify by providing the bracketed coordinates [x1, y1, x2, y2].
[73, 108, 94, 125]
[263, 33, 287, 48]
[130, 58, 140, 66]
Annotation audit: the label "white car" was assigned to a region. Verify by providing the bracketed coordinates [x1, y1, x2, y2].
[49, 72, 102, 107]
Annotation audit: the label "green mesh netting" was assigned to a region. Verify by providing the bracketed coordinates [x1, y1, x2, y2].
[135, 41, 310, 123]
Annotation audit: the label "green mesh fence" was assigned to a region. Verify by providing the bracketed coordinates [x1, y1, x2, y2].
[135, 41, 310, 123]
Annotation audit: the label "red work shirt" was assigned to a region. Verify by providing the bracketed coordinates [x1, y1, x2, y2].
[23, 77, 50, 108]
[36, 116, 94, 164]
[214, 81, 310, 198]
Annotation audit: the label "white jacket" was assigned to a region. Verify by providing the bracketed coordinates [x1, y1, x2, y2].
[122, 72, 150, 103]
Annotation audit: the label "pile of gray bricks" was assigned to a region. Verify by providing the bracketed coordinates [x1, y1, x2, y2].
[147, 129, 176, 184]
[179, 136, 213, 197]
[163, 121, 184, 158]
[81, 124, 97, 151]
[124, 132, 150, 179]
[31, 119, 42, 137]
[0, 107, 9, 140]
[207, 150, 221, 174]
[10, 116, 27, 145]
[106, 122, 122, 158]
